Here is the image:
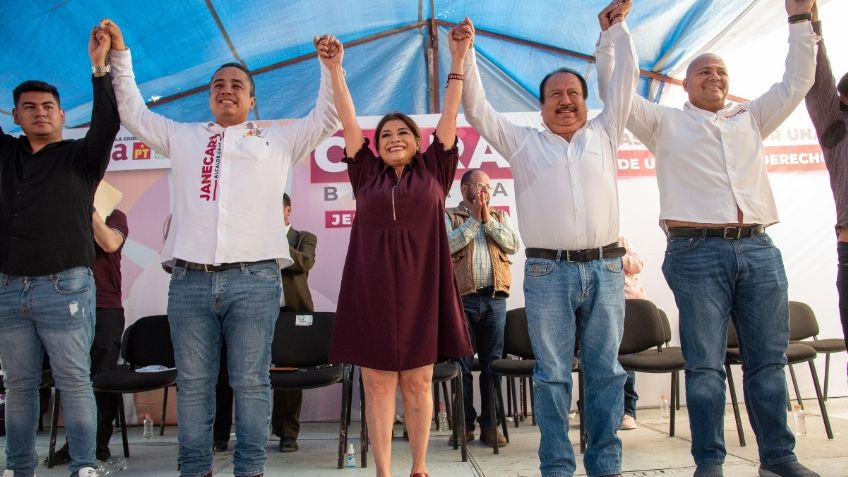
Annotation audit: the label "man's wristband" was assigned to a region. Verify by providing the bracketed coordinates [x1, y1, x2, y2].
[92, 64, 111, 77]
[788, 12, 812, 24]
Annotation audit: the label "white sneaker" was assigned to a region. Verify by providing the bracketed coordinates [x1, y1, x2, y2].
[620, 414, 637, 430]
[77, 467, 97, 477]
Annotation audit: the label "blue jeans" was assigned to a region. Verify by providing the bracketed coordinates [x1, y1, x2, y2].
[0, 267, 97, 476]
[457, 294, 506, 431]
[662, 233, 796, 466]
[623, 371, 637, 418]
[168, 261, 281, 477]
[524, 257, 626, 477]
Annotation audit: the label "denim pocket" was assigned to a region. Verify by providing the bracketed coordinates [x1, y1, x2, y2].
[243, 263, 280, 281]
[170, 266, 187, 280]
[603, 257, 623, 273]
[52, 267, 91, 295]
[665, 237, 700, 256]
[752, 233, 774, 247]
[525, 258, 554, 277]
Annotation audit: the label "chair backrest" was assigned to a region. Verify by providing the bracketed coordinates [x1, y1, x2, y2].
[503, 308, 534, 359]
[619, 299, 665, 355]
[272, 311, 336, 367]
[789, 300, 819, 341]
[122, 315, 176, 368]
[657, 308, 672, 344]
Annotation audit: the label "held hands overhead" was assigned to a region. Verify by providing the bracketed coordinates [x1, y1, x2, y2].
[97, 19, 126, 51]
[88, 25, 111, 67]
[599, 0, 632, 31]
[449, 18, 474, 59]
[314, 34, 343, 67]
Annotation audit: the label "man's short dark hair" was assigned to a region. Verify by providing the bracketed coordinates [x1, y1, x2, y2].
[283, 193, 291, 208]
[838, 72, 848, 98]
[460, 169, 482, 185]
[538, 68, 588, 103]
[13, 80, 60, 107]
[211, 62, 255, 97]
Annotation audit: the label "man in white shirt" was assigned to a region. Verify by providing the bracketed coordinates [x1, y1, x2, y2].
[597, 1, 819, 476]
[100, 21, 339, 477]
[461, 2, 636, 476]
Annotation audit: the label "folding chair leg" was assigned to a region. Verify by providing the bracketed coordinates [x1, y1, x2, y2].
[725, 364, 746, 447]
[505, 376, 514, 421]
[496, 377, 509, 443]
[452, 363, 468, 462]
[337, 365, 352, 469]
[807, 361, 834, 439]
[442, 381, 452, 430]
[669, 372, 676, 437]
[47, 388, 61, 468]
[674, 371, 681, 410]
[160, 386, 169, 436]
[487, 374, 499, 455]
[529, 377, 536, 426]
[118, 394, 129, 457]
[824, 353, 831, 400]
[788, 363, 803, 410]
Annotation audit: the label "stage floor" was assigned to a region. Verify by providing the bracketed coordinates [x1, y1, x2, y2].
[3, 397, 847, 476]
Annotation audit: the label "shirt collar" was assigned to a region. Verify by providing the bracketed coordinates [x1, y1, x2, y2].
[379, 151, 423, 176]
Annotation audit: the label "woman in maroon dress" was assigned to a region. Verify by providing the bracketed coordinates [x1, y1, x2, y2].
[321, 25, 473, 477]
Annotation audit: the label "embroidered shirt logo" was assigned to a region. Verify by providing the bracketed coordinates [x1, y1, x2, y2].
[200, 133, 222, 201]
[724, 108, 747, 120]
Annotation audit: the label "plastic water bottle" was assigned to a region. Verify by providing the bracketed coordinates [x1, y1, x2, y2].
[114, 456, 128, 471]
[659, 394, 670, 421]
[792, 404, 807, 436]
[437, 402, 449, 430]
[143, 413, 153, 439]
[344, 443, 356, 468]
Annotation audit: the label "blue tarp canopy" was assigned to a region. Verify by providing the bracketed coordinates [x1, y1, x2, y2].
[0, 0, 837, 132]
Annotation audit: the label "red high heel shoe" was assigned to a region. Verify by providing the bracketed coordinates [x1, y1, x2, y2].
[410, 473, 429, 477]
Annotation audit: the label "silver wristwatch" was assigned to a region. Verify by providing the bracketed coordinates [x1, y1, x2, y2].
[92, 64, 111, 76]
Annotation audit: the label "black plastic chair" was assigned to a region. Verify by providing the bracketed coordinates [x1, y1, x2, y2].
[270, 311, 353, 469]
[78, 315, 177, 460]
[725, 320, 833, 446]
[618, 300, 686, 437]
[486, 308, 585, 454]
[788, 301, 847, 400]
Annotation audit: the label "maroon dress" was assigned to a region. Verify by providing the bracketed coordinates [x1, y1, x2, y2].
[329, 136, 472, 371]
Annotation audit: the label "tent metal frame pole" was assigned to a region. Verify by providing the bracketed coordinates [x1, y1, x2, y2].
[427, 0, 440, 113]
[73, 20, 427, 125]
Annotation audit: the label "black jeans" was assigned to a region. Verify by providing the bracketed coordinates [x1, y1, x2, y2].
[92, 307, 125, 452]
[836, 243, 848, 377]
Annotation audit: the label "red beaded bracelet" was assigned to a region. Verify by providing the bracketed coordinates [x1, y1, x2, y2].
[445, 73, 464, 88]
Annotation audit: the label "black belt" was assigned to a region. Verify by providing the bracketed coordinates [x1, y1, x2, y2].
[525, 242, 625, 262]
[469, 286, 508, 298]
[667, 225, 764, 240]
[174, 259, 274, 272]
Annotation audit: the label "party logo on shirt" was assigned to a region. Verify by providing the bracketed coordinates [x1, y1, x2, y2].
[724, 108, 747, 120]
[200, 133, 222, 201]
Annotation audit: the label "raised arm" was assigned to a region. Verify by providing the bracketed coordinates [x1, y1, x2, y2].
[749, 0, 818, 137]
[320, 35, 363, 158]
[80, 24, 120, 178]
[594, 1, 661, 150]
[461, 18, 526, 160]
[435, 20, 472, 148]
[101, 19, 175, 157]
[592, 0, 638, 145]
[804, 3, 841, 142]
[281, 36, 342, 164]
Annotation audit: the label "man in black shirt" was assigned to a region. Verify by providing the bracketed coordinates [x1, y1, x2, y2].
[0, 26, 119, 477]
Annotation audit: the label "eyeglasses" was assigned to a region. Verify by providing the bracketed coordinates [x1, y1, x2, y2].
[464, 182, 492, 192]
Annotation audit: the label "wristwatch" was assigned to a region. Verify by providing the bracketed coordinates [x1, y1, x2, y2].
[788, 12, 812, 24]
[92, 64, 111, 76]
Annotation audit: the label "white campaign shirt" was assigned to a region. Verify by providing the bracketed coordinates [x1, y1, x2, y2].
[596, 22, 818, 226]
[462, 22, 638, 250]
[109, 49, 339, 267]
